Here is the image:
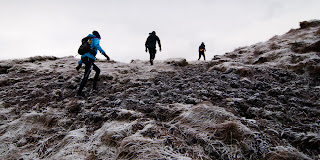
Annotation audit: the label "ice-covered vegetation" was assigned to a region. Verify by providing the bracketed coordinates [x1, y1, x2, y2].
[0, 20, 320, 159]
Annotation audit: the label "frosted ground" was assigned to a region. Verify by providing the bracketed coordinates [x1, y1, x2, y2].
[0, 20, 320, 159]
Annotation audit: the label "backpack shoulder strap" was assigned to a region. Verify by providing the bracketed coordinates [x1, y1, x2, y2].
[81, 36, 90, 43]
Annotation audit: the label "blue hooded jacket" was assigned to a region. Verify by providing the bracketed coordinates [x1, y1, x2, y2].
[79, 34, 106, 64]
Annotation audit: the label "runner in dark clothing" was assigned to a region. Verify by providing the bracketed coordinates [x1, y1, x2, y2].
[198, 42, 206, 60]
[145, 31, 161, 65]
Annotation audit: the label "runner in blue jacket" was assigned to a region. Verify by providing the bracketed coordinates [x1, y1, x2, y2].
[77, 31, 110, 96]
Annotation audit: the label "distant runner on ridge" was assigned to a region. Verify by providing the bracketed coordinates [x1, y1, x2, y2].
[145, 31, 161, 65]
[198, 42, 206, 60]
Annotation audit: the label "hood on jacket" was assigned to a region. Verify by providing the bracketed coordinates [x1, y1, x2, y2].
[92, 31, 101, 39]
[88, 34, 95, 38]
[149, 31, 156, 35]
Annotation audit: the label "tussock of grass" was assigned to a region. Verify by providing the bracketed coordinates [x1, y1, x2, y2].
[235, 67, 253, 77]
[65, 99, 82, 114]
[213, 121, 247, 144]
[266, 146, 312, 160]
[299, 20, 320, 29]
[165, 58, 189, 67]
[177, 102, 237, 126]
[115, 136, 191, 160]
[101, 120, 145, 147]
[164, 102, 277, 160]
[13, 56, 58, 64]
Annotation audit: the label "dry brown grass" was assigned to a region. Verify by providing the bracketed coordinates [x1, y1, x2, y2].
[213, 121, 243, 144]
[166, 59, 189, 67]
[306, 40, 320, 52]
[265, 146, 311, 160]
[269, 42, 281, 50]
[253, 46, 268, 56]
[177, 103, 235, 126]
[115, 137, 163, 160]
[85, 152, 98, 160]
[291, 40, 320, 53]
[300, 20, 320, 29]
[253, 57, 268, 64]
[0, 64, 12, 74]
[236, 67, 253, 77]
[316, 28, 320, 35]
[65, 99, 82, 114]
[290, 41, 306, 53]
[210, 65, 227, 72]
[207, 59, 230, 69]
[101, 121, 145, 147]
[308, 65, 320, 77]
[42, 114, 58, 128]
[101, 131, 124, 147]
[37, 133, 67, 158]
[225, 52, 239, 58]
[12, 56, 58, 64]
[290, 54, 306, 64]
[0, 78, 8, 87]
[288, 59, 318, 74]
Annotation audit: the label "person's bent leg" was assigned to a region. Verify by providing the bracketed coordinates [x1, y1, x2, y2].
[203, 53, 206, 60]
[149, 48, 156, 65]
[78, 58, 93, 96]
[92, 63, 100, 90]
[151, 52, 156, 65]
[151, 51, 156, 60]
[149, 53, 153, 65]
[198, 52, 201, 60]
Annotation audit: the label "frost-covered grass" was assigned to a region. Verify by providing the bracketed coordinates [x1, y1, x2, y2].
[1, 20, 320, 159]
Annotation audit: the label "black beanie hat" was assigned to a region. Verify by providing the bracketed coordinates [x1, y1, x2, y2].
[92, 31, 101, 39]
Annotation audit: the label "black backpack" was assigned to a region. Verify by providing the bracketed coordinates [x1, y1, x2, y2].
[78, 36, 95, 55]
[146, 35, 157, 48]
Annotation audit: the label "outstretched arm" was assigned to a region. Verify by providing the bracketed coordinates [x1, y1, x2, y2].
[94, 40, 105, 54]
[145, 39, 148, 52]
[92, 38, 109, 60]
[102, 52, 110, 60]
[157, 36, 162, 51]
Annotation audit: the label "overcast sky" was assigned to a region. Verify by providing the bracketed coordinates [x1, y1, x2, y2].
[0, 0, 319, 62]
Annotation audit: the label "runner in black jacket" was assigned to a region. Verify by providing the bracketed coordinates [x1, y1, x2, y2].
[145, 31, 161, 65]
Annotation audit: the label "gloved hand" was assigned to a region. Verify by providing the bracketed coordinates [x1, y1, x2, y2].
[160, 48, 162, 52]
[145, 48, 148, 52]
[102, 52, 110, 61]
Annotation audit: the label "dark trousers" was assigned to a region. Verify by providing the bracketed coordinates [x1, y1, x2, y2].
[77, 57, 100, 95]
[148, 48, 156, 65]
[198, 51, 205, 60]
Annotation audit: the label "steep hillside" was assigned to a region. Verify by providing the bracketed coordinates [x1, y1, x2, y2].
[0, 20, 320, 160]
[212, 20, 320, 75]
